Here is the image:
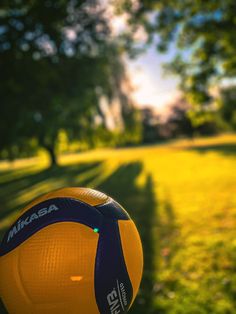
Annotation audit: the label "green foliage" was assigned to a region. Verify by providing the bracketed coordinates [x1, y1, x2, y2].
[219, 87, 236, 131]
[0, 0, 141, 165]
[118, 0, 236, 113]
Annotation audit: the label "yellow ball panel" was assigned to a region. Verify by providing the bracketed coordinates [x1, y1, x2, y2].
[0, 249, 31, 314]
[21, 188, 109, 214]
[118, 220, 143, 306]
[0, 222, 100, 314]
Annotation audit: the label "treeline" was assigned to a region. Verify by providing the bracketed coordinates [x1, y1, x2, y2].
[140, 92, 235, 143]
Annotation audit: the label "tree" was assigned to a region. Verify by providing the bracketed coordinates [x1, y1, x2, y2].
[166, 98, 194, 138]
[0, 55, 113, 165]
[140, 107, 160, 143]
[219, 87, 236, 131]
[116, 0, 236, 110]
[0, 0, 137, 166]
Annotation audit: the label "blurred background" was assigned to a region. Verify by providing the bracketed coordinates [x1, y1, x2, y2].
[0, 0, 236, 313]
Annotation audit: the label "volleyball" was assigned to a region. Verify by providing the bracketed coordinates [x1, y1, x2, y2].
[0, 187, 143, 314]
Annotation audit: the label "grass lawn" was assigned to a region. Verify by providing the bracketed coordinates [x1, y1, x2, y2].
[0, 134, 236, 314]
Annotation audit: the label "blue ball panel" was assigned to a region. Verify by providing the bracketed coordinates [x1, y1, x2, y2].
[95, 217, 133, 314]
[96, 200, 130, 221]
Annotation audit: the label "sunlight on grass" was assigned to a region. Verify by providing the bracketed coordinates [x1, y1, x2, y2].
[0, 134, 236, 314]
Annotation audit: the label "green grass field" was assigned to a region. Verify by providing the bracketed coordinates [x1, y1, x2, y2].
[0, 134, 236, 314]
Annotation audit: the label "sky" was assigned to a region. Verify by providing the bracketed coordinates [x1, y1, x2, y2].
[126, 44, 180, 113]
[108, 5, 180, 113]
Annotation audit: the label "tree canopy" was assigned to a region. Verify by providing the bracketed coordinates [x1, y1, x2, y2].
[117, 0, 236, 108]
[0, 0, 138, 165]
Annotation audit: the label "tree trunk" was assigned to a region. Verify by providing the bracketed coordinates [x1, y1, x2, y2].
[44, 144, 58, 167]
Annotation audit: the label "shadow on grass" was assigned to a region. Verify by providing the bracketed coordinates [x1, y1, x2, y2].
[186, 143, 236, 156]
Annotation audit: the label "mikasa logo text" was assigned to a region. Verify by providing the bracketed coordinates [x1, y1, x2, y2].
[107, 289, 121, 314]
[107, 281, 128, 314]
[7, 204, 59, 243]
